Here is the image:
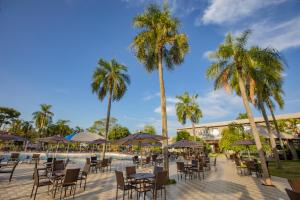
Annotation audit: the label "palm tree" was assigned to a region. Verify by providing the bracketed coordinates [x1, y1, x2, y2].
[56, 119, 71, 136]
[131, 3, 189, 173]
[176, 92, 202, 141]
[32, 104, 54, 136]
[250, 56, 285, 168]
[206, 30, 272, 185]
[91, 59, 130, 159]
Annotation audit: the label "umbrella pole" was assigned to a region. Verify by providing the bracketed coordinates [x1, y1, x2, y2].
[55, 142, 59, 158]
[247, 146, 251, 160]
[139, 141, 142, 168]
[67, 144, 70, 158]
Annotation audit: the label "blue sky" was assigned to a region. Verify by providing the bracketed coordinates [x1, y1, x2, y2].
[1, 0, 300, 136]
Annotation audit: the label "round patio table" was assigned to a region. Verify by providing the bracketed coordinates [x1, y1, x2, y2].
[129, 172, 155, 180]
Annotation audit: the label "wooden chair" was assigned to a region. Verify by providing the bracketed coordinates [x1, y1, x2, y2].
[77, 163, 90, 191]
[285, 188, 300, 200]
[30, 154, 40, 164]
[52, 160, 65, 173]
[30, 163, 52, 200]
[53, 168, 80, 199]
[288, 178, 300, 193]
[151, 171, 168, 200]
[115, 170, 135, 200]
[9, 153, 20, 161]
[0, 160, 19, 182]
[86, 158, 97, 172]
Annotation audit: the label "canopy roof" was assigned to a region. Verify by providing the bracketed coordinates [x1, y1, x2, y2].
[87, 138, 106, 145]
[168, 140, 203, 148]
[114, 132, 167, 146]
[0, 132, 27, 142]
[65, 131, 103, 143]
[246, 125, 298, 140]
[233, 139, 255, 146]
[38, 135, 69, 144]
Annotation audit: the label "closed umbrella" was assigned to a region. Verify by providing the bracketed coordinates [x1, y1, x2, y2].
[114, 132, 167, 167]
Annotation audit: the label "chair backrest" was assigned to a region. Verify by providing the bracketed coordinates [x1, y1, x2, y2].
[155, 171, 168, 188]
[126, 166, 136, 178]
[192, 160, 198, 167]
[33, 162, 40, 185]
[63, 168, 80, 185]
[146, 156, 151, 163]
[153, 166, 163, 175]
[108, 157, 112, 164]
[285, 188, 300, 200]
[32, 154, 40, 159]
[152, 154, 157, 161]
[86, 158, 91, 164]
[53, 160, 65, 171]
[101, 158, 109, 167]
[115, 170, 125, 188]
[176, 162, 184, 171]
[46, 157, 53, 163]
[234, 158, 241, 167]
[65, 158, 70, 168]
[91, 156, 97, 162]
[10, 153, 20, 160]
[288, 178, 300, 193]
[82, 163, 90, 175]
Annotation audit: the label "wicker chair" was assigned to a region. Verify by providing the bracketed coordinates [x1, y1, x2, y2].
[0, 160, 19, 182]
[30, 163, 52, 200]
[77, 163, 90, 191]
[96, 159, 109, 172]
[176, 162, 192, 180]
[288, 178, 300, 193]
[115, 170, 135, 200]
[53, 168, 80, 199]
[151, 171, 168, 200]
[191, 161, 204, 180]
[285, 188, 300, 200]
[9, 153, 20, 162]
[30, 154, 40, 164]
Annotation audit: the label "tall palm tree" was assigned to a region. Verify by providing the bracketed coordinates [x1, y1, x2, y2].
[206, 30, 272, 185]
[91, 59, 130, 159]
[32, 104, 54, 135]
[56, 119, 70, 136]
[250, 56, 285, 168]
[175, 92, 202, 141]
[131, 4, 189, 173]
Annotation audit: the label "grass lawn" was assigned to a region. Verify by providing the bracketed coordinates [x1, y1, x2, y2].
[268, 160, 300, 179]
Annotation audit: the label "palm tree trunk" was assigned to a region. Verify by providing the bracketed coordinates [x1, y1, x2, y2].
[237, 70, 272, 185]
[259, 100, 281, 168]
[102, 89, 112, 160]
[158, 49, 169, 176]
[267, 102, 287, 160]
[192, 123, 196, 141]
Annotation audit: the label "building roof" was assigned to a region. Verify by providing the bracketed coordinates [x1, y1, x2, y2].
[177, 112, 300, 130]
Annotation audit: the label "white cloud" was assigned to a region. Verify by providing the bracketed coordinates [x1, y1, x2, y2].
[142, 92, 160, 101]
[247, 16, 300, 51]
[154, 105, 176, 116]
[199, 0, 286, 25]
[202, 50, 216, 61]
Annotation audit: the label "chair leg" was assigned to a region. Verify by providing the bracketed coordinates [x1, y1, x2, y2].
[9, 172, 14, 182]
[84, 178, 87, 191]
[73, 184, 77, 199]
[30, 185, 35, 198]
[33, 186, 38, 200]
[116, 187, 118, 200]
[164, 188, 167, 200]
[123, 190, 125, 200]
[60, 186, 63, 200]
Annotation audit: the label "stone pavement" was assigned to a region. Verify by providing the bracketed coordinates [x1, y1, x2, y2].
[0, 156, 291, 200]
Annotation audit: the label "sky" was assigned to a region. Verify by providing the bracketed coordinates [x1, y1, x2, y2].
[1, 0, 300, 136]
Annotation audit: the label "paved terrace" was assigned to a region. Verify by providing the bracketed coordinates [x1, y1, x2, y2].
[0, 156, 291, 200]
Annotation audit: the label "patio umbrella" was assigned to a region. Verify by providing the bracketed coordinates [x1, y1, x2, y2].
[65, 131, 103, 143]
[233, 139, 255, 159]
[87, 138, 106, 153]
[38, 135, 69, 157]
[168, 139, 203, 149]
[0, 133, 27, 142]
[114, 132, 167, 167]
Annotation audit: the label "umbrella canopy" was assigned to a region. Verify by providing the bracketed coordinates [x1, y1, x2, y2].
[168, 140, 203, 148]
[65, 131, 103, 143]
[0, 133, 27, 142]
[246, 125, 296, 140]
[140, 142, 162, 147]
[233, 139, 255, 146]
[114, 132, 167, 146]
[38, 135, 69, 144]
[87, 138, 106, 145]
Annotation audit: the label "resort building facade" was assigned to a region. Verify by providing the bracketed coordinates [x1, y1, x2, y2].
[177, 112, 300, 153]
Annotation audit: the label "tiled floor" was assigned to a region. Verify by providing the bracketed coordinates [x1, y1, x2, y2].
[0, 156, 290, 200]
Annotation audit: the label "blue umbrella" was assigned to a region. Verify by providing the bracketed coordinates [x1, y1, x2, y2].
[65, 132, 77, 141]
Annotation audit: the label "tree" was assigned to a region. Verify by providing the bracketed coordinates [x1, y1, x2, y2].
[108, 126, 130, 140]
[236, 113, 248, 120]
[143, 124, 156, 135]
[132, 3, 189, 174]
[176, 92, 202, 141]
[21, 120, 34, 139]
[32, 104, 54, 136]
[56, 119, 71, 136]
[91, 59, 130, 159]
[87, 117, 118, 135]
[0, 107, 20, 130]
[206, 30, 272, 185]
[176, 130, 190, 141]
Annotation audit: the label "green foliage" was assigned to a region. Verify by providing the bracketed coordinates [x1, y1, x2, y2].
[175, 92, 202, 125]
[236, 113, 248, 119]
[87, 117, 118, 135]
[108, 125, 130, 140]
[167, 179, 176, 185]
[0, 107, 21, 129]
[176, 130, 190, 141]
[46, 120, 73, 137]
[132, 3, 189, 72]
[32, 104, 54, 134]
[143, 124, 156, 134]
